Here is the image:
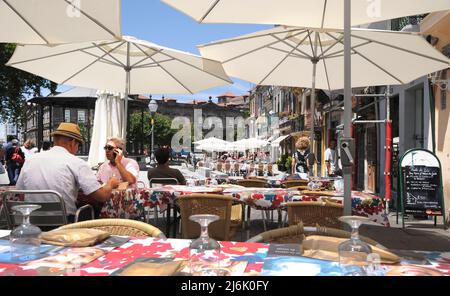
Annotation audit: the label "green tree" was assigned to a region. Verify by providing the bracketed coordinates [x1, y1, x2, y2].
[0, 44, 57, 126]
[128, 111, 178, 150]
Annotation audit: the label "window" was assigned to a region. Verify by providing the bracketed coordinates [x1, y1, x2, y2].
[64, 110, 71, 122]
[77, 110, 86, 123]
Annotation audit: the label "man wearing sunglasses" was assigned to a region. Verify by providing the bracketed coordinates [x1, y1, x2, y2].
[17, 123, 120, 222]
[97, 137, 139, 187]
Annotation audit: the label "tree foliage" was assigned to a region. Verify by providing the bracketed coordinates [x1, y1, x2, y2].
[128, 111, 178, 149]
[0, 43, 57, 126]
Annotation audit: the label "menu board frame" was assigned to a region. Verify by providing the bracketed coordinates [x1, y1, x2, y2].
[397, 148, 446, 229]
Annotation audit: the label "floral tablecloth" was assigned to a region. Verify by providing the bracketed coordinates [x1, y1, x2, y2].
[289, 191, 390, 227]
[0, 237, 268, 276]
[0, 236, 448, 276]
[100, 186, 389, 227]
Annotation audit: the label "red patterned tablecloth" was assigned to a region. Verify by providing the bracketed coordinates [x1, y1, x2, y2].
[0, 237, 448, 276]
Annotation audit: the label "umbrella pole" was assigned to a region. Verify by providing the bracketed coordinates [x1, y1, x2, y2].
[343, 0, 352, 216]
[310, 32, 319, 177]
[123, 42, 131, 140]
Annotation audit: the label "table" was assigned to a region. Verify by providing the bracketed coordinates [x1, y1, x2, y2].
[100, 186, 390, 227]
[0, 236, 448, 276]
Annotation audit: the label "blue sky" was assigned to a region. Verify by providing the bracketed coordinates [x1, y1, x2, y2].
[55, 0, 271, 102]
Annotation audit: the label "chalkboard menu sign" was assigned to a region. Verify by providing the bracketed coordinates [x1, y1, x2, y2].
[401, 165, 442, 215]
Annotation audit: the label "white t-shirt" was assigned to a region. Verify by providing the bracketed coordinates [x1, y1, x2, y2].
[324, 148, 339, 174]
[16, 146, 101, 215]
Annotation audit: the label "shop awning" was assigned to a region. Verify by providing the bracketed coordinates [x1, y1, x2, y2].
[271, 135, 291, 147]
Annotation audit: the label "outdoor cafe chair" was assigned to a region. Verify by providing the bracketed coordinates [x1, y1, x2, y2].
[286, 200, 344, 229]
[284, 179, 310, 188]
[2, 190, 94, 230]
[216, 162, 223, 172]
[58, 218, 166, 238]
[246, 222, 378, 246]
[177, 194, 242, 241]
[233, 163, 240, 176]
[148, 178, 179, 236]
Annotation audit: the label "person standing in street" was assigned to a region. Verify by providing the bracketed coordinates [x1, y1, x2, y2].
[324, 139, 341, 177]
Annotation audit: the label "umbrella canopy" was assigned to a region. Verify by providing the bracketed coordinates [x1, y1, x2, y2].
[198, 26, 450, 90]
[6, 35, 232, 137]
[196, 143, 230, 152]
[87, 90, 125, 167]
[162, 0, 450, 29]
[193, 136, 229, 146]
[232, 138, 269, 150]
[1, 0, 121, 44]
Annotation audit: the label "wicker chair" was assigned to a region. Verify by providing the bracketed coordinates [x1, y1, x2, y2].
[300, 190, 337, 197]
[177, 194, 242, 241]
[284, 179, 310, 188]
[246, 223, 378, 246]
[287, 185, 309, 191]
[216, 162, 223, 172]
[57, 219, 166, 238]
[287, 200, 344, 228]
[236, 179, 267, 188]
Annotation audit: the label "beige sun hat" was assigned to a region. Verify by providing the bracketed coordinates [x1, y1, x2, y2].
[51, 122, 84, 143]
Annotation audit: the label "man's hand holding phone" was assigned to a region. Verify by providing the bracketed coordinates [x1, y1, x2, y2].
[113, 148, 123, 164]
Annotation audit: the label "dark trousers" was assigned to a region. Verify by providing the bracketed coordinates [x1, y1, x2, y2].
[7, 165, 17, 185]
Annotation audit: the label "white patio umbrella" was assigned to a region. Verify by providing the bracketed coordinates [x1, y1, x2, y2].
[233, 138, 269, 150]
[193, 136, 229, 146]
[162, 0, 450, 29]
[87, 90, 125, 167]
[198, 26, 450, 90]
[1, 0, 122, 44]
[6, 35, 232, 138]
[163, 0, 450, 216]
[198, 25, 450, 215]
[196, 143, 229, 152]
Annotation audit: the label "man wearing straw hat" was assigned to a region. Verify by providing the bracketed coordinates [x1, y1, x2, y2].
[17, 123, 120, 222]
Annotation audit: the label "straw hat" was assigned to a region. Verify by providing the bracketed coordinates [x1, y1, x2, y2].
[51, 122, 84, 143]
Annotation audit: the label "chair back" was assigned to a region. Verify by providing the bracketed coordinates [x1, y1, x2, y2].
[237, 179, 267, 188]
[224, 162, 231, 173]
[284, 179, 309, 188]
[287, 200, 343, 228]
[177, 194, 233, 241]
[247, 223, 378, 246]
[258, 163, 264, 173]
[58, 218, 166, 238]
[267, 163, 273, 174]
[233, 163, 240, 172]
[2, 190, 68, 229]
[216, 162, 223, 172]
[149, 178, 179, 188]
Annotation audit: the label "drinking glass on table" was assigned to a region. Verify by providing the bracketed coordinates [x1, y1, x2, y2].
[338, 216, 372, 276]
[188, 214, 228, 276]
[10, 205, 42, 261]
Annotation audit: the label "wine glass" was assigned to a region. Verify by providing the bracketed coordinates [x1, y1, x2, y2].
[10, 204, 42, 261]
[338, 216, 372, 276]
[188, 214, 228, 276]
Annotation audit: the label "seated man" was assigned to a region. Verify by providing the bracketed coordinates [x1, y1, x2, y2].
[147, 148, 186, 185]
[97, 137, 139, 187]
[17, 123, 119, 222]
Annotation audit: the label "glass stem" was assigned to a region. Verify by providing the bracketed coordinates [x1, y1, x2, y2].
[200, 225, 209, 242]
[23, 214, 30, 225]
[351, 225, 359, 241]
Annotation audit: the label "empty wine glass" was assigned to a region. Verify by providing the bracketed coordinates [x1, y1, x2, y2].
[188, 214, 227, 276]
[10, 204, 42, 261]
[338, 216, 372, 276]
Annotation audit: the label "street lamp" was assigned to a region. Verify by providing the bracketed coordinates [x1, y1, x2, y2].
[148, 99, 158, 165]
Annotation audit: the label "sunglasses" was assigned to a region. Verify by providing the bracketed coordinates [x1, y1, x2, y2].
[104, 145, 116, 151]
